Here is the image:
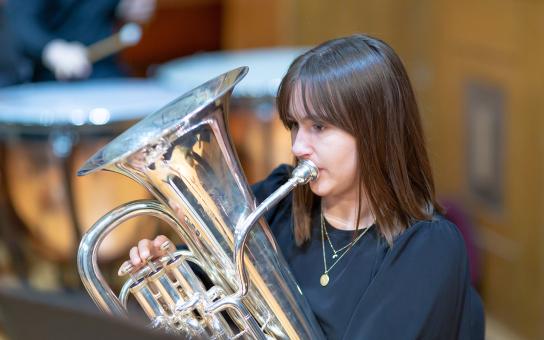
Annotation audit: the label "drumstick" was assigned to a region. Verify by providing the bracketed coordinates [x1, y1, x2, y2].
[86, 23, 142, 63]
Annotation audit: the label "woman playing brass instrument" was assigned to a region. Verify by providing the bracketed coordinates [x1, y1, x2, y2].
[124, 34, 485, 339]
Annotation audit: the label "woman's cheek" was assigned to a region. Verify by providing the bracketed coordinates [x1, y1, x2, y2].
[309, 176, 331, 197]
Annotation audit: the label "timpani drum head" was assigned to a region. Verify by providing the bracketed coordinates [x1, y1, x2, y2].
[155, 48, 307, 98]
[0, 79, 179, 262]
[0, 78, 179, 127]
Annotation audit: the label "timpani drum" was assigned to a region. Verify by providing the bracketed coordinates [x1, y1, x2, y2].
[0, 79, 179, 263]
[155, 48, 306, 182]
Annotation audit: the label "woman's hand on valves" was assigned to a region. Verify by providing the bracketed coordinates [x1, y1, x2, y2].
[120, 235, 174, 275]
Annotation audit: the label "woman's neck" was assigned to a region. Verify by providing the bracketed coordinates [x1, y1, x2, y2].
[322, 196, 374, 231]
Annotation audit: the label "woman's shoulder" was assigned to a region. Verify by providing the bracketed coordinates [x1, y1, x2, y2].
[345, 215, 480, 340]
[398, 214, 465, 246]
[391, 214, 468, 269]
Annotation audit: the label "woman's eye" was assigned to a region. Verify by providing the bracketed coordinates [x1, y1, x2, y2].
[312, 123, 325, 131]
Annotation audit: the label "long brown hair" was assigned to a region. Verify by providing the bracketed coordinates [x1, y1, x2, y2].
[277, 34, 443, 246]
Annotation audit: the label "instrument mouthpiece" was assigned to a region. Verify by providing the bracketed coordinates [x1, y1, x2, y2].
[292, 160, 318, 184]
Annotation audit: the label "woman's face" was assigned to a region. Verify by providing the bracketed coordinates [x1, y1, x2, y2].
[290, 117, 359, 203]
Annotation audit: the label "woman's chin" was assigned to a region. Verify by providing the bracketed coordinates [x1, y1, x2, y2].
[309, 181, 329, 197]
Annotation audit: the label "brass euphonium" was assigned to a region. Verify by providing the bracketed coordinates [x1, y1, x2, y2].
[77, 67, 325, 339]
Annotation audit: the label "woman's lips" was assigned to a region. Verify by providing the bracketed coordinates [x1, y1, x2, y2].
[315, 168, 324, 179]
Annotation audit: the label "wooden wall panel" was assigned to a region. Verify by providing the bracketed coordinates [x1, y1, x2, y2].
[221, 0, 296, 49]
[431, 1, 542, 338]
[537, 6, 544, 339]
[221, 0, 400, 49]
[292, 0, 397, 46]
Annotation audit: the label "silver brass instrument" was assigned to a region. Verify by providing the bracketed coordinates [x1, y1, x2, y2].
[77, 67, 325, 339]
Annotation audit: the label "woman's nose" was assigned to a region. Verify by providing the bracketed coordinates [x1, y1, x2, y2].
[291, 130, 312, 158]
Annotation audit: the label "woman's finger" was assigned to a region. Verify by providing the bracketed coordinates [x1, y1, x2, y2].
[129, 246, 142, 266]
[153, 235, 171, 250]
[137, 238, 154, 261]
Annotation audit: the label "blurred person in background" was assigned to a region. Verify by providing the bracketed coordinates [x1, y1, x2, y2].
[5, 0, 155, 82]
[0, 0, 31, 85]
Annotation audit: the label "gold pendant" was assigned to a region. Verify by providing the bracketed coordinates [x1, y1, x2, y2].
[320, 273, 329, 286]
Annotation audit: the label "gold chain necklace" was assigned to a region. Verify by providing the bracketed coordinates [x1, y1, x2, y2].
[323, 216, 355, 258]
[320, 212, 372, 287]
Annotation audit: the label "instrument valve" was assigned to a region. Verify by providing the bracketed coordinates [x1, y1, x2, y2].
[118, 260, 154, 285]
[160, 240, 177, 261]
[118, 261, 139, 283]
[146, 255, 159, 272]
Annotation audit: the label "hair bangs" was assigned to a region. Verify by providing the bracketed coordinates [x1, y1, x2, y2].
[278, 61, 351, 131]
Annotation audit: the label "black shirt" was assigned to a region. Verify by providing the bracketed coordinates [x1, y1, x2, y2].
[252, 164, 485, 340]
